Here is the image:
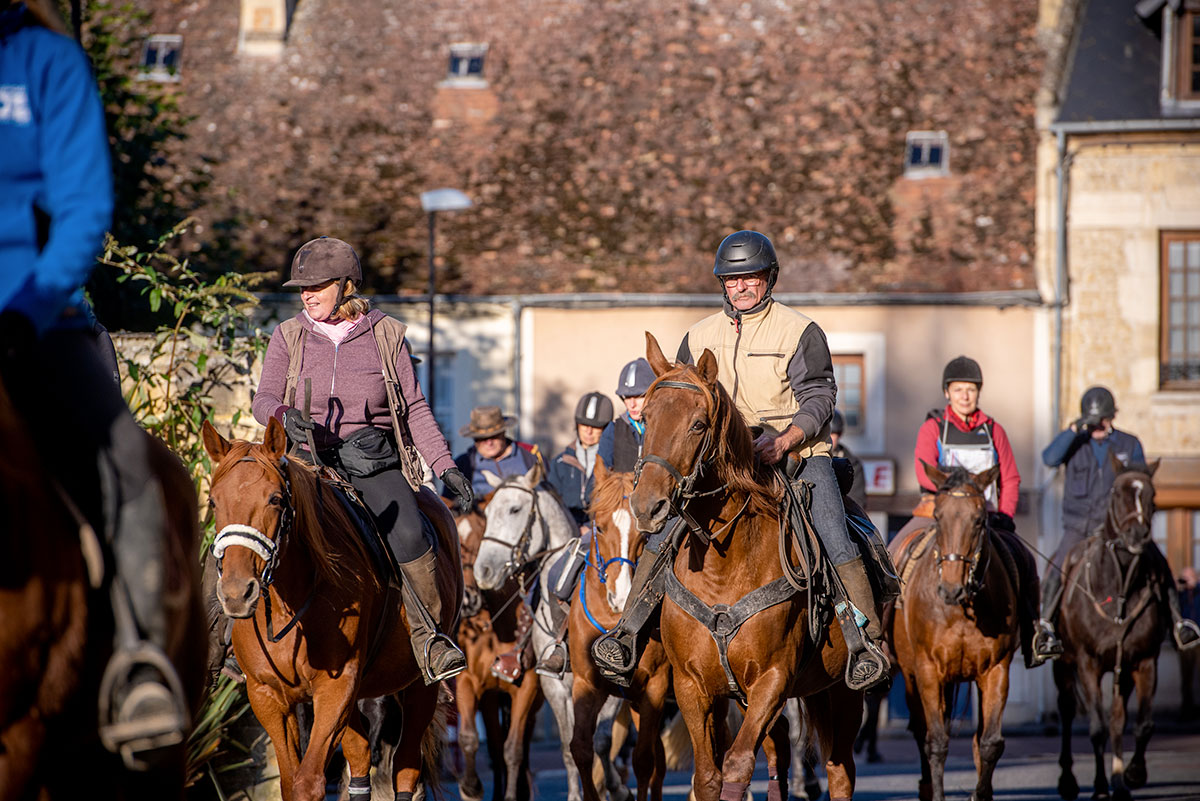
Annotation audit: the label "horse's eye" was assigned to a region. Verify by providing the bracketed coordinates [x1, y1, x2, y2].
[510, 506, 521, 515]
[691, 420, 707, 432]
[206, 497, 215, 509]
[268, 494, 284, 507]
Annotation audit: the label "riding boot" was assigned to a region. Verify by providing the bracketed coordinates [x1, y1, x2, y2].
[535, 598, 572, 678]
[99, 467, 190, 771]
[398, 548, 467, 684]
[1034, 569, 1066, 661]
[832, 556, 890, 692]
[1167, 582, 1200, 651]
[590, 533, 673, 688]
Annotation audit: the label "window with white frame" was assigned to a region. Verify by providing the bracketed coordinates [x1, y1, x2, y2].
[832, 353, 865, 434]
[443, 43, 488, 87]
[826, 333, 886, 454]
[904, 130, 949, 177]
[139, 35, 182, 82]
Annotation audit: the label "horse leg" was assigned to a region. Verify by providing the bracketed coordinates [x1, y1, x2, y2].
[389, 682, 439, 799]
[673, 675, 722, 801]
[759, 712, 792, 801]
[1108, 667, 1134, 801]
[719, 673, 788, 801]
[245, 685, 303, 801]
[1125, 658, 1156, 790]
[630, 675, 671, 801]
[1076, 657, 1111, 800]
[805, 683, 861, 801]
[969, 661, 1009, 801]
[914, 668, 950, 801]
[455, 678, 484, 801]
[503, 681, 539, 801]
[1054, 660, 1080, 800]
[297, 685, 360, 801]
[903, 670, 933, 801]
[594, 698, 632, 801]
[339, 706, 375, 801]
[481, 693, 506, 796]
[539, 671, 584, 801]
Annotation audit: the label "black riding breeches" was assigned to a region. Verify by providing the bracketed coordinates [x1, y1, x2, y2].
[349, 465, 430, 563]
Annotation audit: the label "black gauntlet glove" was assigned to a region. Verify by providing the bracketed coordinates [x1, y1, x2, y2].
[441, 467, 474, 514]
[281, 407, 316, 444]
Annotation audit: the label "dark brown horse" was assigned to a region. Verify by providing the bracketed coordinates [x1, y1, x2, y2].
[1053, 458, 1168, 801]
[569, 457, 673, 801]
[888, 463, 1032, 801]
[454, 500, 545, 801]
[0, 380, 206, 799]
[631, 333, 862, 801]
[201, 418, 460, 801]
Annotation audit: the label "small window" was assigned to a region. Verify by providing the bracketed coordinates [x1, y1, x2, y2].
[139, 34, 182, 82]
[904, 131, 950, 177]
[443, 43, 488, 87]
[832, 353, 865, 433]
[1177, 9, 1200, 100]
[1160, 230, 1200, 388]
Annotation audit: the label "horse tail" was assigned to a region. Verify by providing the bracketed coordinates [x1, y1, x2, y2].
[418, 686, 452, 800]
[661, 709, 693, 771]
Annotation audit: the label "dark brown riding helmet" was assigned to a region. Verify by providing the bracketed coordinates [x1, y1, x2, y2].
[283, 236, 362, 287]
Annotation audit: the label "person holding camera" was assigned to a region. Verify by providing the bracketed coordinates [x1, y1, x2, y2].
[1037, 386, 1199, 654]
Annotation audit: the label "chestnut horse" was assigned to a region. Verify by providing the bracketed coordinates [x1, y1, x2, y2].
[632, 333, 862, 801]
[201, 418, 460, 801]
[888, 463, 1031, 801]
[569, 458, 673, 801]
[0, 379, 205, 799]
[1053, 458, 1168, 801]
[454, 502, 545, 801]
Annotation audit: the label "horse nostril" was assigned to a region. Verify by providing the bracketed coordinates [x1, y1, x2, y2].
[938, 583, 963, 606]
[243, 579, 259, 603]
[651, 498, 668, 521]
[477, 565, 492, 585]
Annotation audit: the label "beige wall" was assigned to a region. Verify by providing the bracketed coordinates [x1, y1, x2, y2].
[1059, 139, 1200, 457]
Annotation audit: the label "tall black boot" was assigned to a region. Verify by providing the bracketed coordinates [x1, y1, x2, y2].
[398, 548, 467, 683]
[1034, 568, 1066, 660]
[590, 538, 671, 688]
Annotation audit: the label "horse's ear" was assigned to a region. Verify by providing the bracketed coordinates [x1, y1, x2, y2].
[645, 331, 671, 377]
[921, 458, 948, 490]
[264, 416, 287, 458]
[482, 469, 503, 489]
[1108, 448, 1125, 475]
[1146, 458, 1160, 477]
[697, 348, 719, 385]
[974, 464, 1001, 495]
[594, 455, 609, 484]
[525, 458, 544, 487]
[201, 419, 231, 463]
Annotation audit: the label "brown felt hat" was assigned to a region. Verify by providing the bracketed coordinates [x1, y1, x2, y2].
[284, 236, 362, 287]
[459, 406, 516, 439]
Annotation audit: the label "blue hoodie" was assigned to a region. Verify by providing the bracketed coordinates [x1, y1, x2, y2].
[0, 6, 112, 334]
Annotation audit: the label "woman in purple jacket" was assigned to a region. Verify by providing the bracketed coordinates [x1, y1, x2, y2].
[252, 236, 473, 683]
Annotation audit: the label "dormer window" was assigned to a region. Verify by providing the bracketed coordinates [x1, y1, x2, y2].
[903, 131, 949, 178]
[442, 43, 488, 88]
[1175, 6, 1200, 101]
[139, 35, 182, 82]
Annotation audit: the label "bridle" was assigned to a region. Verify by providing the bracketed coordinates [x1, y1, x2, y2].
[210, 455, 312, 642]
[1104, 475, 1153, 555]
[588, 516, 637, 587]
[931, 486, 990, 600]
[478, 480, 555, 585]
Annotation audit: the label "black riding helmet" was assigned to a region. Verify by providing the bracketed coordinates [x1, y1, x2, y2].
[1080, 386, 1117, 424]
[942, 356, 983, 391]
[713, 230, 779, 295]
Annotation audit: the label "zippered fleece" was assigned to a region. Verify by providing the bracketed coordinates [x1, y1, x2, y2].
[677, 299, 835, 459]
[252, 309, 455, 477]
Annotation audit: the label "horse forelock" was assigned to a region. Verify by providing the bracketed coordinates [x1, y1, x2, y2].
[935, 466, 978, 494]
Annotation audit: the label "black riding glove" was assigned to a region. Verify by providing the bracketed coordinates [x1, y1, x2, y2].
[0, 310, 36, 379]
[280, 407, 315, 444]
[441, 467, 474, 514]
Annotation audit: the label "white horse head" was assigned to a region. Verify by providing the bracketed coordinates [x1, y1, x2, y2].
[475, 460, 573, 590]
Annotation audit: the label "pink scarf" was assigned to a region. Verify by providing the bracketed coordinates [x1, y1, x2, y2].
[306, 312, 359, 345]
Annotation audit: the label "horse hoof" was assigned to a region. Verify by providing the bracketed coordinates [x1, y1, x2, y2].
[919, 780, 933, 801]
[1124, 761, 1147, 789]
[1090, 791, 1110, 801]
[458, 781, 484, 801]
[1058, 775, 1080, 800]
[1112, 789, 1131, 801]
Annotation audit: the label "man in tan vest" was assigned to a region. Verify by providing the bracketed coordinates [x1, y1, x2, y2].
[592, 230, 889, 691]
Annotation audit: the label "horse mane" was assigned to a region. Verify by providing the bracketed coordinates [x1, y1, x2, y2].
[934, 465, 977, 494]
[1115, 460, 1154, 479]
[651, 363, 782, 516]
[589, 466, 635, 523]
[212, 441, 378, 591]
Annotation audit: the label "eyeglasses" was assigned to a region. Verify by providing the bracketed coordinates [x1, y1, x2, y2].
[723, 273, 766, 288]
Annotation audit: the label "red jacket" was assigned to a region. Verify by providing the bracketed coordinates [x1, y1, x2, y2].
[913, 405, 1020, 517]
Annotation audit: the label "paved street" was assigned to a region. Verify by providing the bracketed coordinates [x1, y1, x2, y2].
[441, 728, 1200, 801]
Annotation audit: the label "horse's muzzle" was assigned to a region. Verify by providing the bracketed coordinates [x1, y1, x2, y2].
[632, 497, 670, 535]
[474, 562, 502, 591]
[938, 582, 967, 607]
[218, 575, 261, 619]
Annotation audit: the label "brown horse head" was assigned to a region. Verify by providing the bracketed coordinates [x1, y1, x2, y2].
[1104, 452, 1160, 554]
[922, 460, 999, 606]
[589, 457, 641, 612]
[630, 332, 769, 534]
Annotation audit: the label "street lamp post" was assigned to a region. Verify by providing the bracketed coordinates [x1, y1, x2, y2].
[418, 188, 473, 418]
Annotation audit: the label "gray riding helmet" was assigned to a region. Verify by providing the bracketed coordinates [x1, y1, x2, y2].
[615, 358, 655, 398]
[575, 392, 615, 428]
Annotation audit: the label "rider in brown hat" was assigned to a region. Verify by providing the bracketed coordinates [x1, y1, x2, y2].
[447, 405, 543, 501]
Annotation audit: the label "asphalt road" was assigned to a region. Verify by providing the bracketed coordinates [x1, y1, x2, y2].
[440, 728, 1200, 801]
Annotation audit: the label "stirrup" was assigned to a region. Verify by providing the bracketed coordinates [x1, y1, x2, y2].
[591, 631, 635, 688]
[1032, 620, 1064, 664]
[1175, 619, 1200, 651]
[535, 641, 569, 679]
[98, 644, 189, 771]
[845, 639, 890, 693]
[423, 634, 467, 684]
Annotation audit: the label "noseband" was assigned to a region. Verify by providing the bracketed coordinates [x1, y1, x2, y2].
[931, 487, 989, 599]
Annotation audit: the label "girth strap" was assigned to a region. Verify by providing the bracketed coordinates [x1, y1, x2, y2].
[663, 566, 801, 706]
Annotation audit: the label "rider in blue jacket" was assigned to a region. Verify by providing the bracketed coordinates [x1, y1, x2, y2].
[0, 1, 187, 768]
